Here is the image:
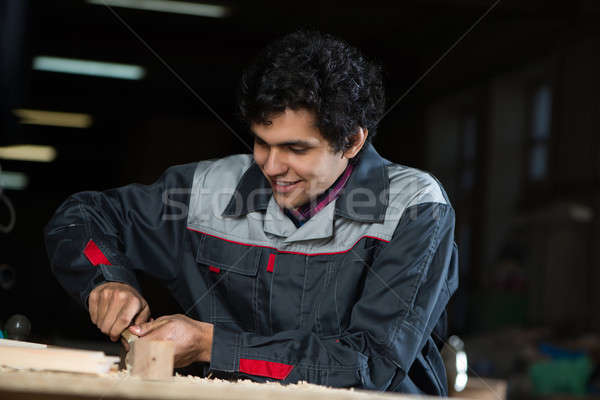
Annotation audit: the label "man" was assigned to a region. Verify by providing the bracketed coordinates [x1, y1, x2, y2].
[45, 30, 458, 395]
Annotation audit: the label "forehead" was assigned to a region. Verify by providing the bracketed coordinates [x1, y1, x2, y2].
[251, 108, 324, 145]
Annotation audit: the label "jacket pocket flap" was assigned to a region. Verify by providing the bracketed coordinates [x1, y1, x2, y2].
[196, 234, 260, 276]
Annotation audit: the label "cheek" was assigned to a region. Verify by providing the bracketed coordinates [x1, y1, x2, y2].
[287, 156, 316, 180]
[309, 154, 346, 185]
[293, 155, 328, 182]
[253, 145, 266, 166]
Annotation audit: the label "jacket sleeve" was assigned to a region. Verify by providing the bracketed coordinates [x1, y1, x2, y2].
[44, 163, 197, 309]
[208, 201, 459, 391]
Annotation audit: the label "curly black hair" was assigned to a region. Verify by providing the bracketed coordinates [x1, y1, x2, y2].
[237, 30, 385, 160]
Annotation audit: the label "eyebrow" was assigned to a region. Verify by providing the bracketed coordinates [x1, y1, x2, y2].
[251, 131, 317, 147]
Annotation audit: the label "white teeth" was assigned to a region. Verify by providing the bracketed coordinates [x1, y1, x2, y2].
[275, 181, 296, 186]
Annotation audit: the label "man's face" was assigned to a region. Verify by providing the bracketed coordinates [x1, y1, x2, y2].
[252, 108, 349, 209]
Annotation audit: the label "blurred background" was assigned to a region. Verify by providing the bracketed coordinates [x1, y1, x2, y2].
[1, 0, 600, 398]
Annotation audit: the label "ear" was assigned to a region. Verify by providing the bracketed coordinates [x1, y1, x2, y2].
[343, 127, 369, 160]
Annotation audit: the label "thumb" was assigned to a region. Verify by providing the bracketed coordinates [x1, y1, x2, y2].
[131, 317, 168, 336]
[130, 320, 153, 336]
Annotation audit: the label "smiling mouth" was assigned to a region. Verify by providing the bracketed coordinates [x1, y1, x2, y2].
[271, 180, 301, 193]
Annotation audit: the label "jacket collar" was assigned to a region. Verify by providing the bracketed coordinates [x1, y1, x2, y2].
[222, 143, 389, 223]
[334, 143, 389, 223]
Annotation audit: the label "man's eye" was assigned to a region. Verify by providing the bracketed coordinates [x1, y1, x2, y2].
[289, 147, 307, 154]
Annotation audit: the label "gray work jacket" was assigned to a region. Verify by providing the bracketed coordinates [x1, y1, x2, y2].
[45, 144, 458, 395]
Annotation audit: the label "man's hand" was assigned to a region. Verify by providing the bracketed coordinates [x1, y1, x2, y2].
[129, 314, 214, 368]
[88, 282, 151, 342]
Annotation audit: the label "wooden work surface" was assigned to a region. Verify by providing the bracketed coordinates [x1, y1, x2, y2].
[0, 369, 440, 400]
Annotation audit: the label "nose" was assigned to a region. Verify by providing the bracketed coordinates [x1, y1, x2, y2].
[263, 147, 287, 177]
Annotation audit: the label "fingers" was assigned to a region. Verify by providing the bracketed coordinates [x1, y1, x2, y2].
[139, 327, 165, 342]
[89, 282, 110, 325]
[95, 287, 113, 333]
[99, 296, 122, 341]
[89, 283, 111, 325]
[134, 303, 151, 325]
[131, 317, 169, 337]
[88, 282, 149, 342]
[88, 291, 98, 325]
[130, 319, 156, 336]
[108, 296, 143, 342]
[137, 321, 172, 342]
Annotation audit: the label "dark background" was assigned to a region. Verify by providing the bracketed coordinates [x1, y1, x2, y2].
[2, 0, 600, 396]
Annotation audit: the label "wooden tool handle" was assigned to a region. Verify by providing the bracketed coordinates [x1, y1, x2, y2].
[121, 329, 139, 344]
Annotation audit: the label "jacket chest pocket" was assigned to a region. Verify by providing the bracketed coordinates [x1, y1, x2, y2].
[307, 244, 377, 336]
[195, 234, 261, 331]
[290, 254, 342, 337]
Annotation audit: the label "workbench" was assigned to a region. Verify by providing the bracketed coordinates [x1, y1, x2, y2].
[0, 369, 440, 400]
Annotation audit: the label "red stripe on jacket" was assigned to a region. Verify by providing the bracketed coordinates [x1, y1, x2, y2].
[266, 254, 276, 272]
[83, 239, 112, 266]
[239, 358, 294, 380]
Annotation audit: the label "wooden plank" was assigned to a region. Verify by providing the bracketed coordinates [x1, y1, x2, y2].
[0, 338, 47, 349]
[129, 340, 174, 380]
[0, 347, 119, 375]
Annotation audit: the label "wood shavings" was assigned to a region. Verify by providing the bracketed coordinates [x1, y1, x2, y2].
[0, 368, 423, 400]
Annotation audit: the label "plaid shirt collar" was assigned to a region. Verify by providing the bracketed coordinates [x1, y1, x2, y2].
[284, 162, 354, 227]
